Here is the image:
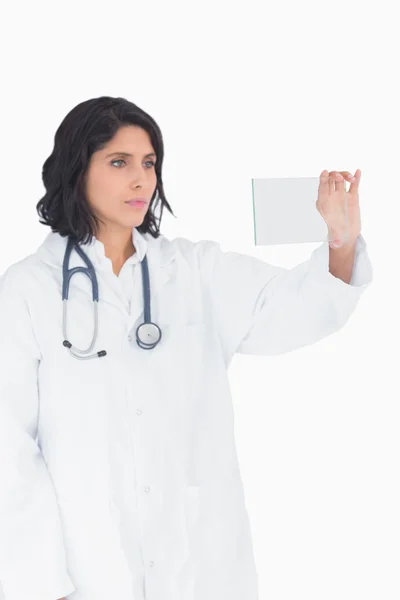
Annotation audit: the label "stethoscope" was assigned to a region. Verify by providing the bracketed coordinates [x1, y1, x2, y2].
[61, 236, 162, 359]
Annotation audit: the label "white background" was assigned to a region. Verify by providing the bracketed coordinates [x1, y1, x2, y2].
[0, 0, 399, 598]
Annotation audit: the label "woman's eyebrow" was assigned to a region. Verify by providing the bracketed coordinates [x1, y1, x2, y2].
[105, 151, 156, 158]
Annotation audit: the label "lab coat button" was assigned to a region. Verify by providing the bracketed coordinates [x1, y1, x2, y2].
[144, 486, 151, 493]
[136, 409, 143, 415]
[127, 335, 132, 341]
[149, 560, 155, 567]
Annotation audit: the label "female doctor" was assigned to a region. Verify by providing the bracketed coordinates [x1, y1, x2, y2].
[0, 96, 373, 600]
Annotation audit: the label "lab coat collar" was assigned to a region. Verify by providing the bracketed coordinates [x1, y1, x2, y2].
[89, 226, 147, 268]
[82, 227, 148, 271]
[36, 226, 177, 272]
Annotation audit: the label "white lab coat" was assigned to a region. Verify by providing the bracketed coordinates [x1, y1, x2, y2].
[0, 228, 373, 600]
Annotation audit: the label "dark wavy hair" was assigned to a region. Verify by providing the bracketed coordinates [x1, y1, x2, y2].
[36, 96, 175, 245]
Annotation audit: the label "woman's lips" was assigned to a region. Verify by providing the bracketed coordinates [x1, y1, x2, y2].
[125, 200, 147, 208]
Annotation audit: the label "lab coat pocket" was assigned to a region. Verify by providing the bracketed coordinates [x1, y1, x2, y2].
[148, 322, 208, 387]
[202, 478, 248, 565]
[162, 321, 208, 345]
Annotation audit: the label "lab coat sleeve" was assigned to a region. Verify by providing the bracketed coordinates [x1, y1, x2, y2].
[0, 267, 75, 600]
[199, 234, 373, 362]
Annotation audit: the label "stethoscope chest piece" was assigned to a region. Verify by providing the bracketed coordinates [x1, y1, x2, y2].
[136, 322, 162, 350]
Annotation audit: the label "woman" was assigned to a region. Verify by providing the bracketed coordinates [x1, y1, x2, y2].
[0, 96, 373, 600]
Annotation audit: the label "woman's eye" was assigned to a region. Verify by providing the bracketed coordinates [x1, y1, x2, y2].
[111, 159, 126, 168]
[111, 159, 155, 168]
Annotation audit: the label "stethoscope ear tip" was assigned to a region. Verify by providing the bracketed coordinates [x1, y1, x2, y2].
[62, 339, 107, 358]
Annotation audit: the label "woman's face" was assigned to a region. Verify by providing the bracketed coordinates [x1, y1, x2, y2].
[85, 125, 157, 235]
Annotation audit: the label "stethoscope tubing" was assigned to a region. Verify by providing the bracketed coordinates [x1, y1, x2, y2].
[61, 236, 162, 359]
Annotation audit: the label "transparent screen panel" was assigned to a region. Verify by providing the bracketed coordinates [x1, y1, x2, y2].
[252, 177, 349, 247]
